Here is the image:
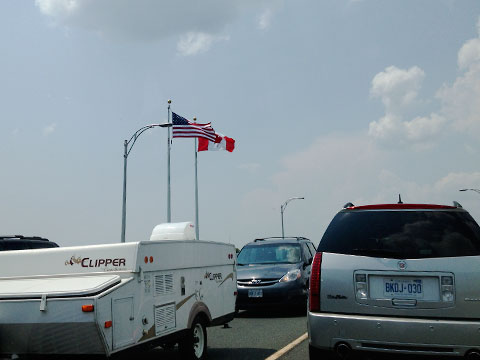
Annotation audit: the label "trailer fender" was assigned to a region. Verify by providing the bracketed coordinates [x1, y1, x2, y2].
[187, 302, 212, 328]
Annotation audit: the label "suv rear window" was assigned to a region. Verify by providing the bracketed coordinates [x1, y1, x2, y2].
[318, 209, 480, 259]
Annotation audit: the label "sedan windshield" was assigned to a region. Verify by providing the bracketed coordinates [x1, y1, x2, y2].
[237, 243, 301, 265]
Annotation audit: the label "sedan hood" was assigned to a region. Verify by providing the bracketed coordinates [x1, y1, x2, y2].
[237, 263, 299, 280]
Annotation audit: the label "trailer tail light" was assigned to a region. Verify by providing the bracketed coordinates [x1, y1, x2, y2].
[309, 252, 322, 312]
[82, 304, 94, 312]
[104, 321, 113, 328]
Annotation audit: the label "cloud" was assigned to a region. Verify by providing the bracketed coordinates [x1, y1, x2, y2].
[238, 131, 480, 245]
[36, 0, 79, 17]
[436, 16, 480, 135]
[273, 133, 480, 207]
[258, 8, 273, 30]
[368, 65, 445, 146]
[458, 17, 480, 70]
[370, 65, 425, 113]
[457, 38, 480, 70]
[434, 172, 480, 192]
[370, 16, 480, 146]
[404, 113, 446, 142]
[36, 0, 238, 39]
[272, 134, 385, 201]
[368, 107, 445, 147]
[238, 163, 261, 172]
[43, 123, 57, 136]
[238, 133, 386, 244]
[368, 113, 402, 141]
[437, 63, 480, 135]
[35, 0, 278, 53]
[176, 32, 229, 56]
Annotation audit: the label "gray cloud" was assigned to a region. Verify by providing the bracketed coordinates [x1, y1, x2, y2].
[369, 16, 480, 147]
[35, 0, 277, 55]
[36, 0, 239, 40]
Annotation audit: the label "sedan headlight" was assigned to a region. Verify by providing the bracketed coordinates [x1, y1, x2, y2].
[279, 269, 301, 283]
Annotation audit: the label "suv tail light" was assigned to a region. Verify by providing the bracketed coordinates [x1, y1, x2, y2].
[441, 276, 455, 302]
[309, 252, 323, 312]
[355, 273, 368, 300]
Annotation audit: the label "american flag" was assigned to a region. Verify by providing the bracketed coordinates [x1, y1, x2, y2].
[172, 112, 216, 141]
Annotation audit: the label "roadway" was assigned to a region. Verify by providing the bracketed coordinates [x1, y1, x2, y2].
[141, 309, 460, 360]
[136, 308, 309, 360]
[2, 310, 461, 360]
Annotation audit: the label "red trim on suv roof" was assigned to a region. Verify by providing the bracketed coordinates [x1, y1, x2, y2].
[346, 204, 457, 210]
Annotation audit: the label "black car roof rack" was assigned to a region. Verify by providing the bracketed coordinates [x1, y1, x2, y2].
[254, 236, 309, 242]
[0, 235, 49, 241]
[343, 202, 354, 208]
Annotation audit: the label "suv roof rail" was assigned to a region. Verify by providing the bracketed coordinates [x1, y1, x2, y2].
[343, 202, 354, 208]
[453, 201, 463, 208]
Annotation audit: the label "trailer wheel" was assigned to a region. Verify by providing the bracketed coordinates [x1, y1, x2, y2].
[179, 316, 207, 360]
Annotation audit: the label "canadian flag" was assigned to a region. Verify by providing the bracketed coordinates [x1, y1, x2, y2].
[198, 133, 235, 152]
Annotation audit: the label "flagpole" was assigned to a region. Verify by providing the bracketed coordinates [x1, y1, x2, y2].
[193, 117, 200, 240]
[167, 100, 172, 223]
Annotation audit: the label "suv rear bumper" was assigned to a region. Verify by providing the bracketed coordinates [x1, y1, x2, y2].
[308, 312, 480, 357]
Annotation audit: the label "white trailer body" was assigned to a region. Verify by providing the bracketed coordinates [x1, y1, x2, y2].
[0, 238, 237, 357]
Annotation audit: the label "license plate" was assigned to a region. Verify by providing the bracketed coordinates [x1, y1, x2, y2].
[383, 278, 423, 298]
[248, 289, 263, 298]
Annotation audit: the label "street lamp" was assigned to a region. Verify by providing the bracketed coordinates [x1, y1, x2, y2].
[281, 197, 304, 238]
[459, 188, 480, 195]
[121, 123, 172, 243]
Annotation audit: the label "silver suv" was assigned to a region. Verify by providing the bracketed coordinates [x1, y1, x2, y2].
[308, 202, 480, 359]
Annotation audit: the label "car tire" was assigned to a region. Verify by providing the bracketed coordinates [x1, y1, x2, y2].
[179, 316, 208, 360]
[309, 344, 337, 359]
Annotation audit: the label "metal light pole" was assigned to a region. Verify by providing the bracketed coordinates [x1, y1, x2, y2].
[281, 197, 304, 238]
[121, 123, 172, 243]
[460, 188, 480, 195]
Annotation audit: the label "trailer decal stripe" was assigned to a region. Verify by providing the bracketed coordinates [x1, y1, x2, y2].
[176, 294, 195, 310]
[218, 272, 234, 287]
[138, 325, 155, 342]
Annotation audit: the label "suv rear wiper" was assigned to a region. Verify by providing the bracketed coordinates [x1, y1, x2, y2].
[351, 248, 403, 259]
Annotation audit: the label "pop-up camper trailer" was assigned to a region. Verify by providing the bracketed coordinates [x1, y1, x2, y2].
[0, 223, 237, 359]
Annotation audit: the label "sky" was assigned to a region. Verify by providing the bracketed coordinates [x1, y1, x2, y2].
[2, 0, 480, 249]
